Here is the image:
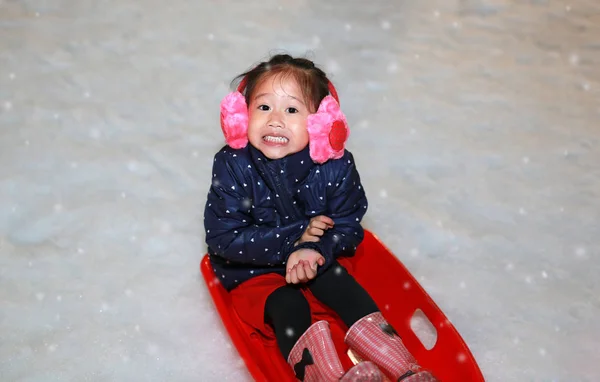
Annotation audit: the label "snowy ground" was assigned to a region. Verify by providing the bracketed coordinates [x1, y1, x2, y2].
[1, 0, 599, 381]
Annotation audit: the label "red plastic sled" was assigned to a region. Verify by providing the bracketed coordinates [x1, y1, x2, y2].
[201, 229, 485, 381]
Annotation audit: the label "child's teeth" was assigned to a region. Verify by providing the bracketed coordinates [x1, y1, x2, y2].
[264, 136, 288, 143]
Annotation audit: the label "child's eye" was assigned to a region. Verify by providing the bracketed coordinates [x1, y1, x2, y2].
[286, 107, 299, 114]
[258, 105, 270, 111]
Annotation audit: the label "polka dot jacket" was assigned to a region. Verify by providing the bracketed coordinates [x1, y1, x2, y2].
[204, 144, 368, 291]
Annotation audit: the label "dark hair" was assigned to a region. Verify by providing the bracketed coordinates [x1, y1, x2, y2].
[232, 54, 331, 113]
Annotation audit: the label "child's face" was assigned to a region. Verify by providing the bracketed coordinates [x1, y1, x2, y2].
[247, 74, 311, 160]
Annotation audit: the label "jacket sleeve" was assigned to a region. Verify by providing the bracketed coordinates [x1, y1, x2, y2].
[295, 151, 368, 271]
[204, 150, 308, 266]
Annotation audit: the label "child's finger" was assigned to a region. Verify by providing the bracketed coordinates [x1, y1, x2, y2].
[302, 233, 320, 243]
[303, 261, 317, 280]
[316, 215, 335, 228]
[310, 220, 328, 231]
[295, 261, 307, 282]
[290, 266, 300, 284]
[307, 227, 325, 237]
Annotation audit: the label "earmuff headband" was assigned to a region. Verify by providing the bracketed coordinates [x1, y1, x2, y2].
[236, 77, 340, 105]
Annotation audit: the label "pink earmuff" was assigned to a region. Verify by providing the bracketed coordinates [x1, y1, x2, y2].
[219, 77, 349, 164]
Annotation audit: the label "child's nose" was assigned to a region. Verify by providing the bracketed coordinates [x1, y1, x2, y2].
[268, 112, 284, 128]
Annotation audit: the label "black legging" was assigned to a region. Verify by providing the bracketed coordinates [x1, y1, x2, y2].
[264, 261, 380, 359]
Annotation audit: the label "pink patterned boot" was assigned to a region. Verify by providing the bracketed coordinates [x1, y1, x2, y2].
[288, 320, 384, 381]
[345, 312, 438, 381]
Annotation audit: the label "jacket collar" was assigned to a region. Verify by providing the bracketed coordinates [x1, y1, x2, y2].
[249, 144, 315, 187]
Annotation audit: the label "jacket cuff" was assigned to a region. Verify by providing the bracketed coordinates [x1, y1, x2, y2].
[283, 240, 324, 266]
[292, 241, 322, 253]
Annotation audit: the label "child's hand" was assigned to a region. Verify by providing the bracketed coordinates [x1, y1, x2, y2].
[296, 215, 334, 245]
[285, 248, 325, 284]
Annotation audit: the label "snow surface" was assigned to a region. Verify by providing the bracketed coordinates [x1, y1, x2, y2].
[1, 0, 599, 381]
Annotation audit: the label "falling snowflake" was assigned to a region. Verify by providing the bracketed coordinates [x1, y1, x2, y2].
[4, 101, 13, 110]
[285, 327, 295, 337]
[456, 353, 467, 363]
[410, 248, 419, 257]
[9, 73, 15, 80]
[459, 281, 466, 289]
[326, 60, 340, 74]
[539, 348, 546, 356]
[345, 23, 352, 31]
[505, 263, 514, 271]
[89, 129, 101, 139]
[147, 344, 159, 355]
[380, 20, 391, 30]
[541, 271, 548, 279]
[387, 62, 398, 74]
[522, 157, 530, 164]
[379, 189, 388, 198]
[334, 266, 343, 275]
[207, 33, 215, 40]
[569, 53, 579, 66]
[160, 222, 172, 234]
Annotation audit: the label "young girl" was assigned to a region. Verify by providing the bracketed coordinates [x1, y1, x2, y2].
[204, 54, 438, 382]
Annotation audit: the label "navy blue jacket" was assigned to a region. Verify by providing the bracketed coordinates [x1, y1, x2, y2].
[204, 144, 368, 291]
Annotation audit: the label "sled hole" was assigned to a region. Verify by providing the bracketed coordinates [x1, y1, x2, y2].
[409, 309, 437, 350]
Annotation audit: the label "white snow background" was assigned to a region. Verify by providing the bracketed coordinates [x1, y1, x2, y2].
[1, 0, 599, 381]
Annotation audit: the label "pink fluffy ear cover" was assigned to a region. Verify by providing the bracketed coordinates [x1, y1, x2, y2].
[220, 91, 249, 149]
[307, 95, 349, 164]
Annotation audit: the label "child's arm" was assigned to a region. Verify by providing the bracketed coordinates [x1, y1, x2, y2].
[204, 150, 309, 266]
[295, 151, 368, 271]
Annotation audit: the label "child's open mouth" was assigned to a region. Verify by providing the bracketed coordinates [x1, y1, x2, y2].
[263, 135, 289, 145]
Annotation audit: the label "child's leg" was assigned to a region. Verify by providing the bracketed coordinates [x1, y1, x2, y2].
[265, 285, 312, 359]
[307, 261, 379, 328]
[309, 262, 438, 381]
[266, 285, 383, 381]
